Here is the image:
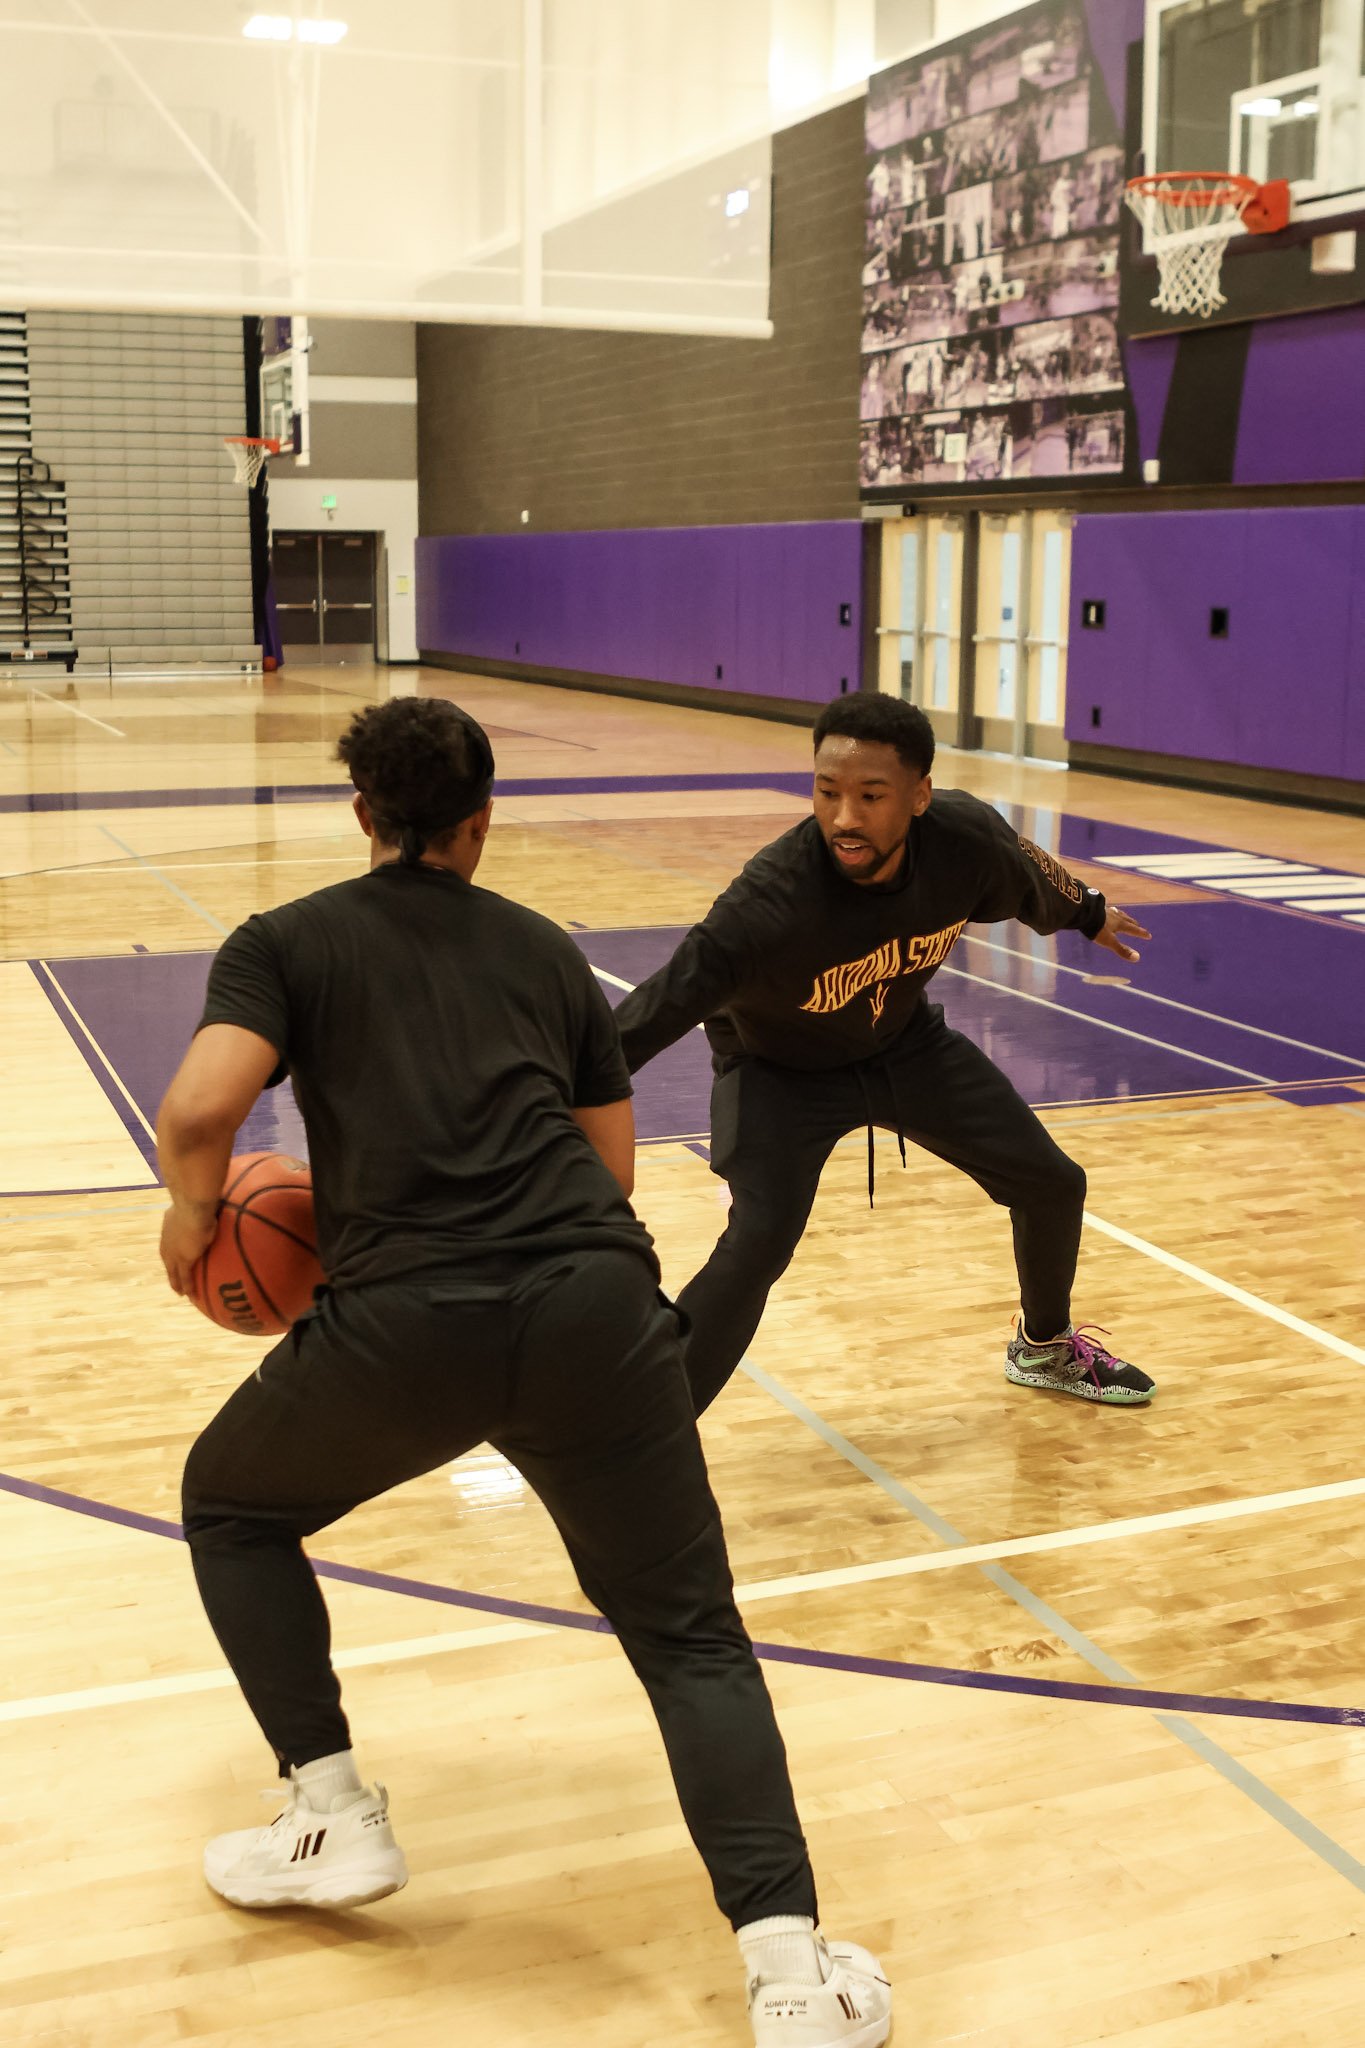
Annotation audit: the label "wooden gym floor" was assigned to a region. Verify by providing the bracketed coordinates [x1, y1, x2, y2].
[2, 664, 1365, 2046]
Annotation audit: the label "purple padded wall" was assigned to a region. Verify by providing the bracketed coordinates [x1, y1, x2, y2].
[1067, 507, 1365, 782]
[416, 523, 863, 704]
[1233, 305, 1365, 485]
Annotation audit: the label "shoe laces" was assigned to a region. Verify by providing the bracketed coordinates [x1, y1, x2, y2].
[257, 1782, 302, 1834]
[1068, 1324, 1115, 1387]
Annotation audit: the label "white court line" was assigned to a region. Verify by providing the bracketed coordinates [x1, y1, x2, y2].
[34, 961, 157, 1143]
[732, 1474, 1365, 1604]
[1082, 1211, 1365, 1367]
[591, 965, 641, 997]
[15, 1466, 1365, 1725]
[589, 958, 1363, 1362]
[937, 962, 1279, 1087]
[28, 686, 125, 738]
[960, 932, 1365, 1070]
[0, 1620, 549, 1726]
[596, 950, 1287, 1087]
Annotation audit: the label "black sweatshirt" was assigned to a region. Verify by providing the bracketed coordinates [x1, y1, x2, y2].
[615, 791, 1107, 1074]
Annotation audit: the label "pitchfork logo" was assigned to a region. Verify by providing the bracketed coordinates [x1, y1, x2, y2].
[800, 919, 966, 1021]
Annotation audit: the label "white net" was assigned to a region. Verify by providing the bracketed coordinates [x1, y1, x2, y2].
[1124, 176, 1254, 319]
[223, 438, 272, 488]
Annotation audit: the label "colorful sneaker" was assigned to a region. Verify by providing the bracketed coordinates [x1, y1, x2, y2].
[203, 1777, 408, 1909]
[1005, 1322, 1155, 1405]
[749, 1935, 892, 2047]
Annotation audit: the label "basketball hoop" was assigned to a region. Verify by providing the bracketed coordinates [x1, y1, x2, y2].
[1124, 173, 1290, 318]
[222, 436, 279, 487]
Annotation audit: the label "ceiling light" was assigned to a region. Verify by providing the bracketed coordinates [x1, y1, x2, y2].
[242, 15, 349, 44]
[1240, 97, 1283, 116]
[725, 188, 751, 218]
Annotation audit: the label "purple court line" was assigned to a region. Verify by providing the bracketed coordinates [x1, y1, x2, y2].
[4, 1469, 1362, 1731]
[0, 772, 814, 814]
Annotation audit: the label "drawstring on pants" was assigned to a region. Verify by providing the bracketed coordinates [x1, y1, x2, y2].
[854, 1058, 908, 1209]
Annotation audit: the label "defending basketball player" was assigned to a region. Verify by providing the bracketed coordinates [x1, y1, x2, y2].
[155, 696, 890, 2048]
[614, 692, 1157, 1412]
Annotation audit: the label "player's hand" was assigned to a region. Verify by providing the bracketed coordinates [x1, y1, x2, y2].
[160, 1204, 217, 1297]
[1092, 904, 1151, 964]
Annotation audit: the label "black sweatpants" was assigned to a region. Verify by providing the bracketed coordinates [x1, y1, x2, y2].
[182, 1248, 816, 1931]
[678, 1003, 1087, 1414]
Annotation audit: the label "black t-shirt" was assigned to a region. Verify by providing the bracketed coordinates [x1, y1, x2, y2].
[198, 862, 657, 1290]
[615, 791, 1108, 1073]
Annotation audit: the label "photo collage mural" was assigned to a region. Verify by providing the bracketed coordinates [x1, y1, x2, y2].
[860, 0, 1127, 491]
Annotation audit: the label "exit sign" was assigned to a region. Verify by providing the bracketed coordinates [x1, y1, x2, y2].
[321, 493, 338, 510]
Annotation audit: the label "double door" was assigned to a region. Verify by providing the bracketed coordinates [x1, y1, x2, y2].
[273, 530, 377, 665]
[876, 509, 1072, 759]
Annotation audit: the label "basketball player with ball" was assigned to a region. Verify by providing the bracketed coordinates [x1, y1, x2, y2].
[155, 696, 890, 2048]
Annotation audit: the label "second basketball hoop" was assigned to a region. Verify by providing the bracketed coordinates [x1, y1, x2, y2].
[222, 436, 279, 488]
[1124, 173, 1291, 319]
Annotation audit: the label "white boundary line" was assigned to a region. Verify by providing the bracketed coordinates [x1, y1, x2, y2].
[733, 1474, 1365, 1604]
[0, 1620, 549, 1725]
[596, 947, 1308, 1088]
[959, 932, 1365, 1070]
[937, 962, 1278, 1085]
[1082, 1211, 1365, 1366]
[27, 686, 125, 738]
[34, 960, 158, 1143]
[590, 957, 1364, 1356]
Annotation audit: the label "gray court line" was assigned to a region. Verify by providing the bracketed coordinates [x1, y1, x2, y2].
[739, 1357, 1365, 1894]
[97, 826, 228, 935]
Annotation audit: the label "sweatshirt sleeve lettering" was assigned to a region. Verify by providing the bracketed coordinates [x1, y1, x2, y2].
[971, 804, 1107, 939]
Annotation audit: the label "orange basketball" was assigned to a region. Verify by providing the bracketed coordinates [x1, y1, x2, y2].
[189, 1152, 324, 1337]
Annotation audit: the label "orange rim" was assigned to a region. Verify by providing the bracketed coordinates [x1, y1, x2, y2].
[1125, 172, 1258, 211]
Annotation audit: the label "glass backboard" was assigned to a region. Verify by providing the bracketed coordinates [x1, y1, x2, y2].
[261, 316, 308, 465]
[1142, 0, 1365, 230]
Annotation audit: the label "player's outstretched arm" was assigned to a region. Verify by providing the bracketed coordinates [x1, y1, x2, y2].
[614, 924, 747, 1075]
[572, 1096, 636, 1199]
[156, 1024, 281, 1295]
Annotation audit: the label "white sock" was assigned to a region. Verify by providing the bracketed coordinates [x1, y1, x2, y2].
[738, 1915, 824, 1988]
[293, 1749, 365, 1812]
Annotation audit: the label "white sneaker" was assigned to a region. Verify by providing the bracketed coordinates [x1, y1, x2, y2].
[203, 1778, 408, 1909]
[749, 1936, 892, 2047]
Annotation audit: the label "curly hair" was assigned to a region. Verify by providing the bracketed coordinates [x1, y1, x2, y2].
[813, 693, 935, 778]
[336, 697, 495, 865]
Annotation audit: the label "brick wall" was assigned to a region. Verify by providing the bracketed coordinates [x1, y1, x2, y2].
[417, 100, 866, 535]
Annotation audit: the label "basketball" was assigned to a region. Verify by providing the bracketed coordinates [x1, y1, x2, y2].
[188, 1152, 324, 1337]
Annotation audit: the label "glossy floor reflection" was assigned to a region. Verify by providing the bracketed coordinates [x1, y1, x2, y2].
[3, 667, 1365, 2048]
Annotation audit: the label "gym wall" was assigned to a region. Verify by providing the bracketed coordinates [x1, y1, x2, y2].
[267, 319, 420, 663]
[1068, 0, 1365, 803]
[415, 101, 868, 715]
[412, 0, 1364, 793]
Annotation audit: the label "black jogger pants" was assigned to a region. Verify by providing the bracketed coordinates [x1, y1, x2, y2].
[678, 1003, 1087, 1414]
[182, 1247, 816, 1931]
